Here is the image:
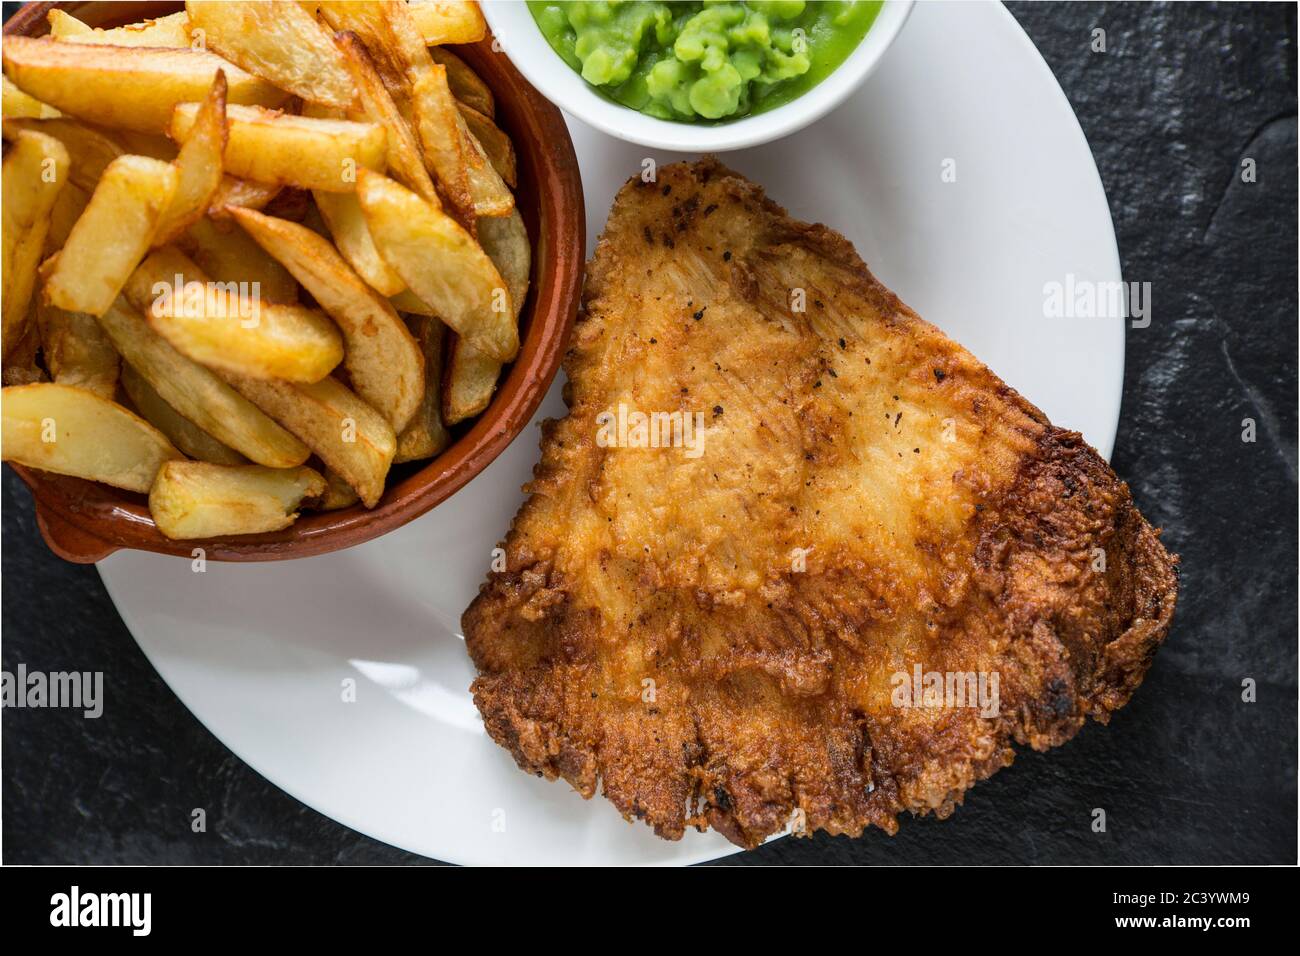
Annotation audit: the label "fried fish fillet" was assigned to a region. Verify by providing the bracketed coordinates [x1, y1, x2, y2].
[463, 159, 1177, 848]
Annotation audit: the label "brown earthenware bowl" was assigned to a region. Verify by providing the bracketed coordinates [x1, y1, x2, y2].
[3, 1, 583, 562]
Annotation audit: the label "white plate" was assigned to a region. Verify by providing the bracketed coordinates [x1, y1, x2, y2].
[98, 1, 1124, 866]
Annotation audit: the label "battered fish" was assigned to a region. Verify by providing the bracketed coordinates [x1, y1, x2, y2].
[463, 159, 1177, 848]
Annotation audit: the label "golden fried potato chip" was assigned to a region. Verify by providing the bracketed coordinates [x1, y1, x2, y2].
[43, 154, 177, 317]
[2, 129, 68, 357]
[356, 169, 516, 361]
[227, 206, 426, 432]
[187, 1, 357, 110]
[149, 459, 326, 539]
[95, 297, 310, 468]
[1, 382, 181, 493]
[2, 37, 286, 133]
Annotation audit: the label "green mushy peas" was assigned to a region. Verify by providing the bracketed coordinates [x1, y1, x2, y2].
[528, 1, 882, 122]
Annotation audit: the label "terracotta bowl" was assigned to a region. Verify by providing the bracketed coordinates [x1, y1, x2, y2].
[3, 1, 583, 562]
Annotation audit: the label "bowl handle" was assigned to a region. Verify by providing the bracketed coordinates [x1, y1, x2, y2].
[33, 501, 121, 564]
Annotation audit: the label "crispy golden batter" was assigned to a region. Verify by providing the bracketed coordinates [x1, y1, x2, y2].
[463, 159, 1178, 848]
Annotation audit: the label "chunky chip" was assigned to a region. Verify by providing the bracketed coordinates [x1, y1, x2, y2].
[312, 190, 407, 297]
[334, 30, 440, 205]
[2, 129, 68, 358]
[395, 314, 450, 463]
[429, 46, 492, 117]
[150, 459, 327, 539]
[356, 169, 517, 361]
[443, 209, 530, 424]
[1, 382, 181, 493]
[458, 102, 516, 189]
[2, 74, 60, 119]
[3, 118, 124, 194]
[95, 297, 310, 468]
[125, 246, 343, 383]
[120, 363, 245, 467]
[47, 9, 193, 47]
[186, 1, 357, 110]
[227, 206, 425, 432]
[43, 154, 178, 317]
[35, 300, 120, 400]
[2, 37, 286, 133]
[153, 71, 228, 246]
[170, 102, 386, 192]
[407, 2, 488, 46]
[224, 374, 396, 508]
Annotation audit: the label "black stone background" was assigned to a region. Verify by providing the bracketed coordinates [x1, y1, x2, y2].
[2, 1, 1296, 866]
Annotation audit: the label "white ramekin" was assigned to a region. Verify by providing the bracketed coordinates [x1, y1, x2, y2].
[482, 0, 915, 152]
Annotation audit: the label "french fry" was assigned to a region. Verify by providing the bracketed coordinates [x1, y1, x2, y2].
[355, 169, 516, 361]
[2, 74, 60, 119]
[183, 216, 299, 304]
[410, 64, 474, 227]
[315, 466, 360, 510]
[154, 71, 227, 246]
[2, 37, 287, 133]
[208, 176, 282, 219]
[35, 300, 119, 400]
[477, 207, 530, 317]
[227, 207, 426, 432]
[388, 288, 437, 316]
[357, 23, 509, 217]
[97, 14, 193, 48]
[319, 2, 474, 226]
[442, 335, 500, 425]
[458, 101, 515, 189]
[44, 10, 96, 39]
[185, 1, 357, 110]
[407, 1, 488, 46]
[170, 103, 386, 192]
[2, 129, 68, 359]
[120, 363, 245, 466]
[43, 182, 91, 257]
[95, 297, 310, 468]
[1, 382, 181, 493]
[224, 374, 395, 508]
[395, 315, 450, 463]
[316, 1, 412, 95]
[3, 118, 124, 194]
[334, 30, 440, 205]
[459, 116, 514, 216]
[43, 154, 178, 317]
[149, 460, 326, 539]
[125, 247, 343, 383]
[430, 46, 492, 117]
[48, 9, 193, 48]
[312, 190, 407, 296]
[443, 208, 529, 424]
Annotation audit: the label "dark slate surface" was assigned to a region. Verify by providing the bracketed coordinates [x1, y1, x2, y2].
[2, 2, 1295, 866]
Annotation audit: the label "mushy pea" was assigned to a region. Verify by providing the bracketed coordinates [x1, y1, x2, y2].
[528, 1, 882, 122]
